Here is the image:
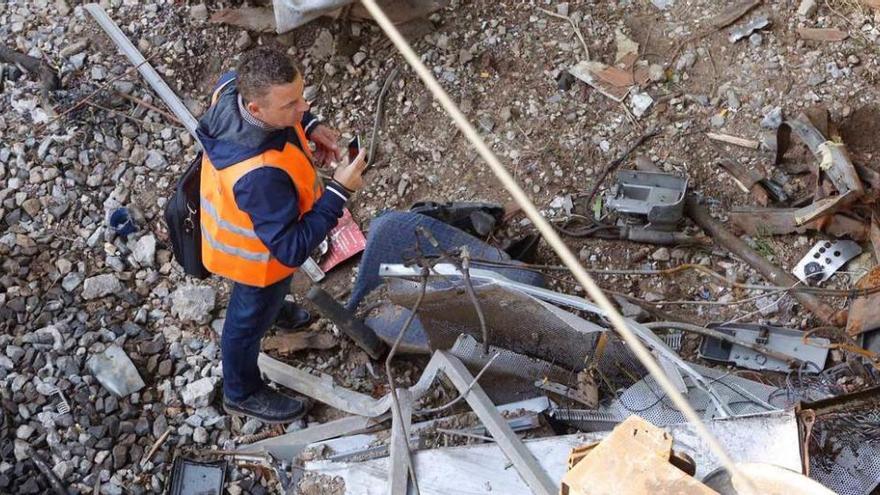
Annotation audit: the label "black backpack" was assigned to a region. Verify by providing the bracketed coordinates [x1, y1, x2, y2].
[164, 152, 211, 279]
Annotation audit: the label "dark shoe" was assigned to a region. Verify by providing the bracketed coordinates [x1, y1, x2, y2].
[223, 387, 310, 424]
[274, 300, 312, 332]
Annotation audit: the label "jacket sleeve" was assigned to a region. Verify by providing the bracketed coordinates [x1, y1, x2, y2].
[232, 167, 351, 268]
[301, 111, 320, 138]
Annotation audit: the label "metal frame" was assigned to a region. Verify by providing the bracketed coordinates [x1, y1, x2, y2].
[259, 350, 555, 495]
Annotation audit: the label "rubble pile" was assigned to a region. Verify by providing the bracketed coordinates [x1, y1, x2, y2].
[3, 0, 880, 493]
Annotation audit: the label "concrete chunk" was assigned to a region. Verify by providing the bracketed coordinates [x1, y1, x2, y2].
[181, 377, 217, 408]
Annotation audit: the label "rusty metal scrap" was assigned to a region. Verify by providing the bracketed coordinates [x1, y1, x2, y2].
[687, 196, 846, 326]
[847, 267, 880, 337]
[729, 195, 864, 239]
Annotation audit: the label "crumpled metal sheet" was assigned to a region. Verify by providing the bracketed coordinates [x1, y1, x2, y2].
[601, 363, 784, 426]
[387, 277, 604, 370]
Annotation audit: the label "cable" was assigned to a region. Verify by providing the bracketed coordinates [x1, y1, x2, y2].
[385, 269, 428, 495]
[464, 257, 880, 298]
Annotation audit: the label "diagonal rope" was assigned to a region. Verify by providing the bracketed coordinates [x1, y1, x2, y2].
[359, 0, 756, 492]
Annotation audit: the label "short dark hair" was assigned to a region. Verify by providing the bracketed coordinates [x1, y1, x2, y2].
[236, 48, 301, 102]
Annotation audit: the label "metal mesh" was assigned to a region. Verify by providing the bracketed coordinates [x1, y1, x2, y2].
[387, 278, 604, 370]
[448, 334, 574, 403]
[806, 390, 880, 495]
[602, 364, 784, 425]
[551, 364, 785, 431]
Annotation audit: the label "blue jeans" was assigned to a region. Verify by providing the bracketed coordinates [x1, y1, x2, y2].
[345, 211, 545, 312]
[221, 275, 291, 402]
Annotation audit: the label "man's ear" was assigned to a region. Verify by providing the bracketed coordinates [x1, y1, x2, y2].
[246, 100, 262, 117]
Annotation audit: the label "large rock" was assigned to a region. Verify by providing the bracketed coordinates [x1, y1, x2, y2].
[171, 285, 217, 323]
[132, 234, 156, 267]
[82, 274, 123, 300]
[181, 377, 217, 408]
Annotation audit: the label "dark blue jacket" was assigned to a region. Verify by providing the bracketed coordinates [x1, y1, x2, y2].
[196, 72, 350, 269]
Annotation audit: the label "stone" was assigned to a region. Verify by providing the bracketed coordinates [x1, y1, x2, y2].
[647, 64, 665, 82]
[651, 0, 675, 9]
[760, 107, 783, 129]
[630, 92, 653, 118]
[310, 30, 335, 60]
[193, 426, 208, 444]
[797, 0, 818, 18]
[157, 359, 173, 376]
[82, 274, 123, 300]
[651, 247, 671, 261]
[55, 258, 73, 275]
[21, 198, 41, 218]
[181, 377, 217, 408]
[675, 51, 696, 71]
[61, 272, 83, 292]
[144, 150, 166, 170]
[132, 234, 156, 267]
[240, 418, 263, 436]
[234, 31, 252, 51]
[352, 52, 367, 66]
[710, 114, 725, 128]
[16, 424, 35, 440]
[60, 40, 89, 58]
[190, 3, 208, 20]
[458, 49, 473, 65]
[6, 346, 25, 363]
[171, 285, 216, 323]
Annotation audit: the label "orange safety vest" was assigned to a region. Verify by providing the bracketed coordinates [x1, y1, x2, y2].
[200, 81, 323, 287]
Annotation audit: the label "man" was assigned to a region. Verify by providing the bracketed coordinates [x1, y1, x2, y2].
[196, 47, 367, 423]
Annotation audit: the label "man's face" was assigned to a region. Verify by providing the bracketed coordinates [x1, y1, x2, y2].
[247, 73, 310, 129]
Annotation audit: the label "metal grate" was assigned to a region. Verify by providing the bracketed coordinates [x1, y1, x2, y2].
[601, 363, 784, 426]
[449, 334, 573, 404]
[387, 278, 605, 371]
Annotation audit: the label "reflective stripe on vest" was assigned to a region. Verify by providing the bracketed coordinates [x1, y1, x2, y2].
[200, 79, 322, 287]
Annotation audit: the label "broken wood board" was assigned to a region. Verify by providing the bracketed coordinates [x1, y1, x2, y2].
[304, 411, 801, 493]
[569, 61, 632, 102]
[711, 0, 763, 28]
[797, 27, 849, 42]
[731, 209, 867, 240]
[729, 194, 851, 236]
[263, 332, 337, 354]
[562, 416, 715, 495]
[707, 132, 760, 149]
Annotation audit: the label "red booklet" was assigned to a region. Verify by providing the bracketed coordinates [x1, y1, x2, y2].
[319, 208, 366, 272]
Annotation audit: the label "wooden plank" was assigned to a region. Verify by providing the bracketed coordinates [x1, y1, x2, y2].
[706, 132, 760, 149]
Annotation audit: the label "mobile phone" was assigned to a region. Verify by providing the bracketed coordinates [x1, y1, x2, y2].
[348, 136, 361, 164]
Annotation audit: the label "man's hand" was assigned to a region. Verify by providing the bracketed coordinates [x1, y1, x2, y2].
[332, 149, 368, 192]
[310, 124, 341, 168]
